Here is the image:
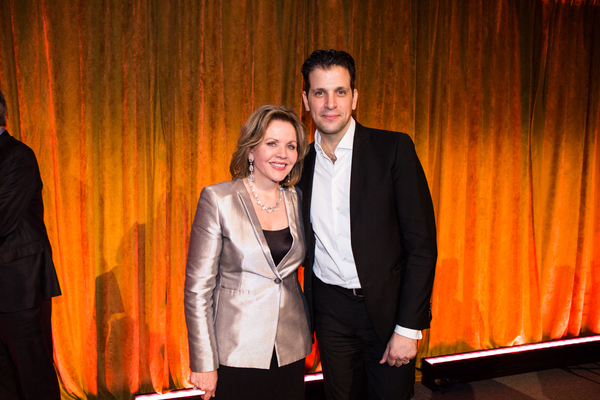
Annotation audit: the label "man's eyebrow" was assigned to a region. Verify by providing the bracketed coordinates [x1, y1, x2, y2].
[312, 85, 349, 92]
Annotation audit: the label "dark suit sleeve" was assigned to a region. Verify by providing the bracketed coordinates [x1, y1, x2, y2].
[0, 147, 40, 238]
[392, 134, 437, 329]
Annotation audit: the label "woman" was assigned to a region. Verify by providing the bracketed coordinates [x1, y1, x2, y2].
[184, 105, 311, 400]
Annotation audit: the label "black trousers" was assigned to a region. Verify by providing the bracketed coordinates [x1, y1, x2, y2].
[0, 299, 61, 400]
[313, 277, 415, 400]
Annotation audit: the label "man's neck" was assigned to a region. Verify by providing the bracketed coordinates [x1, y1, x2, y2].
[320, 132, 344, 153]
[317, 119, 353, 162]
[319, 135, 341, 162]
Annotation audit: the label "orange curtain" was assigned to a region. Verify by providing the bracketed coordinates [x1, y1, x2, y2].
[0, 0, 599, 398]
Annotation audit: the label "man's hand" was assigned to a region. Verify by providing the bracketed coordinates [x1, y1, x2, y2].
[379, 333, 418, 367]
[190, 370, 218, 399]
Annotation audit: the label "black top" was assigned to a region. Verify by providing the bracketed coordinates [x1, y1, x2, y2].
[263, 227, 292, 266]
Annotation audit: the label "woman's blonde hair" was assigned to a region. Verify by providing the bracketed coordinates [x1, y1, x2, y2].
[230, 105, 308, 187]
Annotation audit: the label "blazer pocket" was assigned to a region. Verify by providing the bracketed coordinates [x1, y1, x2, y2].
[217, 285, 253, 296]
[0, 241, 44, 264]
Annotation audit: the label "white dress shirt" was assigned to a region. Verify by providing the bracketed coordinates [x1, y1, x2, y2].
[311, 118, 421, 340]
[311, 118, 358, 288]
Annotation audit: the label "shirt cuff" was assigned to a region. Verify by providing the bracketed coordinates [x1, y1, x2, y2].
[394, 325, 422, 340]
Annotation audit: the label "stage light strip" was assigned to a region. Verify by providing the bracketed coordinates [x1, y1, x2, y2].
[425, 335, 600, 365]
[135, 373, 324, 399]
[136, 390, 201, 399]
[304, 372, 324, 382]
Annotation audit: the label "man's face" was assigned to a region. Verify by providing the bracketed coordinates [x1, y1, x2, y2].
[302, 66, 358, 138]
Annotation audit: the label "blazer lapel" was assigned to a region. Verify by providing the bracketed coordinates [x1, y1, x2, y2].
[235, 179, 301, 277]
[236, 180, 279, 275]
[277, 188, 300, 272]
[350, 123, 370, 225]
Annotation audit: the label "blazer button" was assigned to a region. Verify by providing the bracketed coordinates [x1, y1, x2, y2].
[274, 278, 282, 284]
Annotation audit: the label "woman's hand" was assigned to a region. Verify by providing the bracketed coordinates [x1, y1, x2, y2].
[190, 370, 218, 399]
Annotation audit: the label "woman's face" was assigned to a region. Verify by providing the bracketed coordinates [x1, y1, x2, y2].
[250, 120, 298, 186]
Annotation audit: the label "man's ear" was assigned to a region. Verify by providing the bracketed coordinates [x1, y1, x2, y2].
[302, 91, 310, 112]
[352, 89, 358, 111]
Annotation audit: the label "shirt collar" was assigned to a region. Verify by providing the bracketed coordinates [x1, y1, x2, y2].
[0, 127, 5, 136]
[314, 117, 356, 152]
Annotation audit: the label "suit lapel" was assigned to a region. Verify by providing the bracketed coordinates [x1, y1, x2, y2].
[301, 144, 316, 224]
[350, 123, 370, 225]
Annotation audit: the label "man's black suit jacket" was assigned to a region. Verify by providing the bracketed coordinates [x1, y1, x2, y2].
[0, 131, 61, 313]
[299, 122, 437, 344]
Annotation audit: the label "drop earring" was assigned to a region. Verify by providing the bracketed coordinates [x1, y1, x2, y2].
[248, 158, 255, 182]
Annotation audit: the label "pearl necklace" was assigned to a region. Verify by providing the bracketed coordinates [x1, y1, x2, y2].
[247, 177, 283, 213]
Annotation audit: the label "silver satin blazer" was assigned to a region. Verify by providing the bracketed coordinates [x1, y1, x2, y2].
[184, 179, 311, 372]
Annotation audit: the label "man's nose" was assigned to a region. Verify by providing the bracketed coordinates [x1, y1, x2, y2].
[325, 95, 337, 109]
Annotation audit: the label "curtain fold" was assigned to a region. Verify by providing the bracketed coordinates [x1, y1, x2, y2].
[1, 0, 599, 398]
[532, 0, 600, 340]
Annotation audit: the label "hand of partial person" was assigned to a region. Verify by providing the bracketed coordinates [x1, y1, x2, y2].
[190, 370, 218, 399]
[379, 333, 418, 367]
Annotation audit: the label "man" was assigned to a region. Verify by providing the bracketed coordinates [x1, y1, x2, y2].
[0, 90, 62, 399]
[298, 50, 437, 400]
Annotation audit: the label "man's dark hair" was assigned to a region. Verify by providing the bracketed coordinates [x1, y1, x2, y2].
[301, 49, 357, 93]
[0, 90, 6, 126]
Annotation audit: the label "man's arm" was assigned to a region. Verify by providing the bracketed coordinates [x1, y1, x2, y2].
[0, 147, 39, 237]
[392, 133, 437, 330]
[379, 134, 437, 366]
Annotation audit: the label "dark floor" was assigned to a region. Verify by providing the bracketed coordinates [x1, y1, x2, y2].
[413, 363, 600, 400]
[306, 363, 600, 400]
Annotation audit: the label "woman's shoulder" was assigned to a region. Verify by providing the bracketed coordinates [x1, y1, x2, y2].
[281, 185, 302, 205]
[203, 180, 299, 199]
[282, 185, 298, 194]
[281, 185, 300, 199]
[198, 179, 244, 203]
[202, 179, 242, 194]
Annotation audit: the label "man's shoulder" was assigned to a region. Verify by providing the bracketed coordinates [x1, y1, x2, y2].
[355, 122, 414, 146]
[0, 133, 38, 165]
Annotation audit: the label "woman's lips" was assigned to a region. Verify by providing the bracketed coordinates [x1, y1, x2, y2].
[269, 162, 287, 171]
